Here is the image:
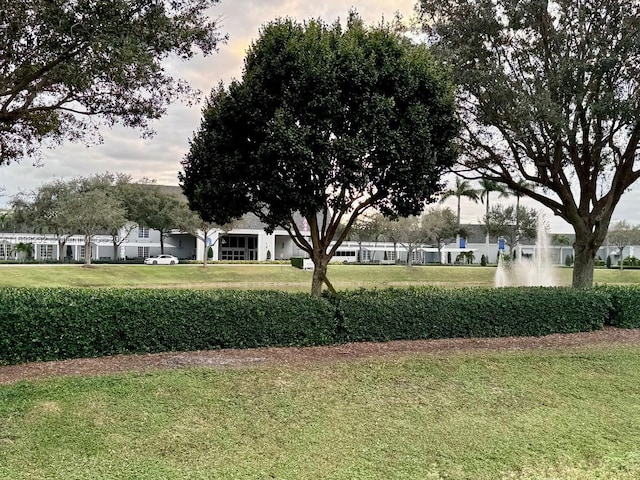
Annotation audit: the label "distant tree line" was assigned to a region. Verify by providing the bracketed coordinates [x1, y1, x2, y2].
[5, 173, 212, 265]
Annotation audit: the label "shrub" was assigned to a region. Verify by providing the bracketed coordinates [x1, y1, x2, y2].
[597, 285, 640, 328]
[0, 288, 336, 366]
[327, 287, 609, 343]
[480, 254, 487, 267]
[0, 286, 620, 367]
[606, 255, 612, 269]
[290, 257, 304, 269]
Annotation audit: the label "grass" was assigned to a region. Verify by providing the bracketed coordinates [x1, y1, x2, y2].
[0, 263, 637, 290]
[2, 346, 640, 479]
[2, 264, 639, 478]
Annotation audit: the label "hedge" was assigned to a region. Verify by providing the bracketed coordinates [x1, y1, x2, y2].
[0, 286, 633, 366]
[597, 285, 640, 328]
[0, 288, 336, 365]
[328, 287, 610, 342]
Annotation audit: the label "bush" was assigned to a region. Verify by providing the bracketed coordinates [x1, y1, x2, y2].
[606, 256, 612, 269]
[480, 254, 487, 267]
[290, 257, 304, 269]
[0, 286, 624, 366]
[597, 285, 640, 328]
[327, 287, 609, 343]
[565, 254, 574, 266]
[0, 288, 336, 366]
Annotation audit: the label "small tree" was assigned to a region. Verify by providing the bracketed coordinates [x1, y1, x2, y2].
[12, 242, 33, 262]
[607, 220, 640, 270]
[386, 216, 429, 266]
[180, 211, 237, 267]
[347, 213, 385, 263]
[180, 14, 459, 295]
[422, 206, 458, 264]
[484, 205, 538, 258]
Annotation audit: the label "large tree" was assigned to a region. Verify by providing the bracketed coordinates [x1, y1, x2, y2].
[420, 0, 640, 288]
[11, 179, 77, 261]
[65, 186, 127, 265]
[180, 14, 459, 295]
[0, 0, 224, 163]
[125, 183, 188, 254]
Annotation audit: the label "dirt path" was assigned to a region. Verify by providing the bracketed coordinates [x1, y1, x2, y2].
[2, 327, 640, 385]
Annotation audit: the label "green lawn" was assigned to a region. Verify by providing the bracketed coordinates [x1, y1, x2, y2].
[0, 263, 637, 290]
[2, 346, 640, 479]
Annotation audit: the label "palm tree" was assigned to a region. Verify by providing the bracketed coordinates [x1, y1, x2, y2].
[440, 176, 480, 227]
[479, 179, 509, 254]
[12, 242, 34, 262]
[479, 179, 509, 220]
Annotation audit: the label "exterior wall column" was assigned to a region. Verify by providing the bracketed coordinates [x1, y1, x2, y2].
[210, 230, 220, 260]
[260, 232, 276, 261]
[195, 229, 205, 262]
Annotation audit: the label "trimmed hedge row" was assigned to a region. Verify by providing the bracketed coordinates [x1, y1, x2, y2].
[331, 287, 610, 342]
[0, 288, 336, 365]
[596, 285, 640, 329]
[0, 286, 633, 366]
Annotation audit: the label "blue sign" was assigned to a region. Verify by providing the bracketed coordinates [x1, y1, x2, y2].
[459, 237, 466, 248]
[498, 237, 505, 251]
[206, 237, 212, 247]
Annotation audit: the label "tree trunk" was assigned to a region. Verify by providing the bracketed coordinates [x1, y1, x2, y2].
[310, 257, 329, 297]
[113, 242, 118, 261]
[202, 239, 208, 267]
[160, 230, 165, 254]
[84, 237, 92, 265]
[619, 248, 625, 270]
[572, 244, 596, 289]
[58, 240, 66, 262]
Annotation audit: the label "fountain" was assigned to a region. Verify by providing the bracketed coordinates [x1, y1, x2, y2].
[494, 216, 556, 287]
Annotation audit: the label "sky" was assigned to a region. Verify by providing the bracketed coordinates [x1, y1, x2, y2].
[2, 0, 638, 234]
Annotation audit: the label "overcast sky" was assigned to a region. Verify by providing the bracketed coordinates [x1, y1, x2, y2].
[2, 0, 638, 234]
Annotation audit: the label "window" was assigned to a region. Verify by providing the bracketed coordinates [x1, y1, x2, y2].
[39, 245, 53, 260]
[0, 244, 6, 258]
[220, 249, 245, 260]
[138, 226, 150, 239]
[138, 246, 150, 258]
[335, 251, 357, 257]
[79, 246, 86, 259]
[223, 236, 245, 248]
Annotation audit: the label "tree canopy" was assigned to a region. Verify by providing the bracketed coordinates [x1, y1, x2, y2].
[484, 204, 538, 258]
[607, 220, 640, 269]
[419, 0, 640, 288]
[0, 0, 224, 164]
[180, 14, 459, 295]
